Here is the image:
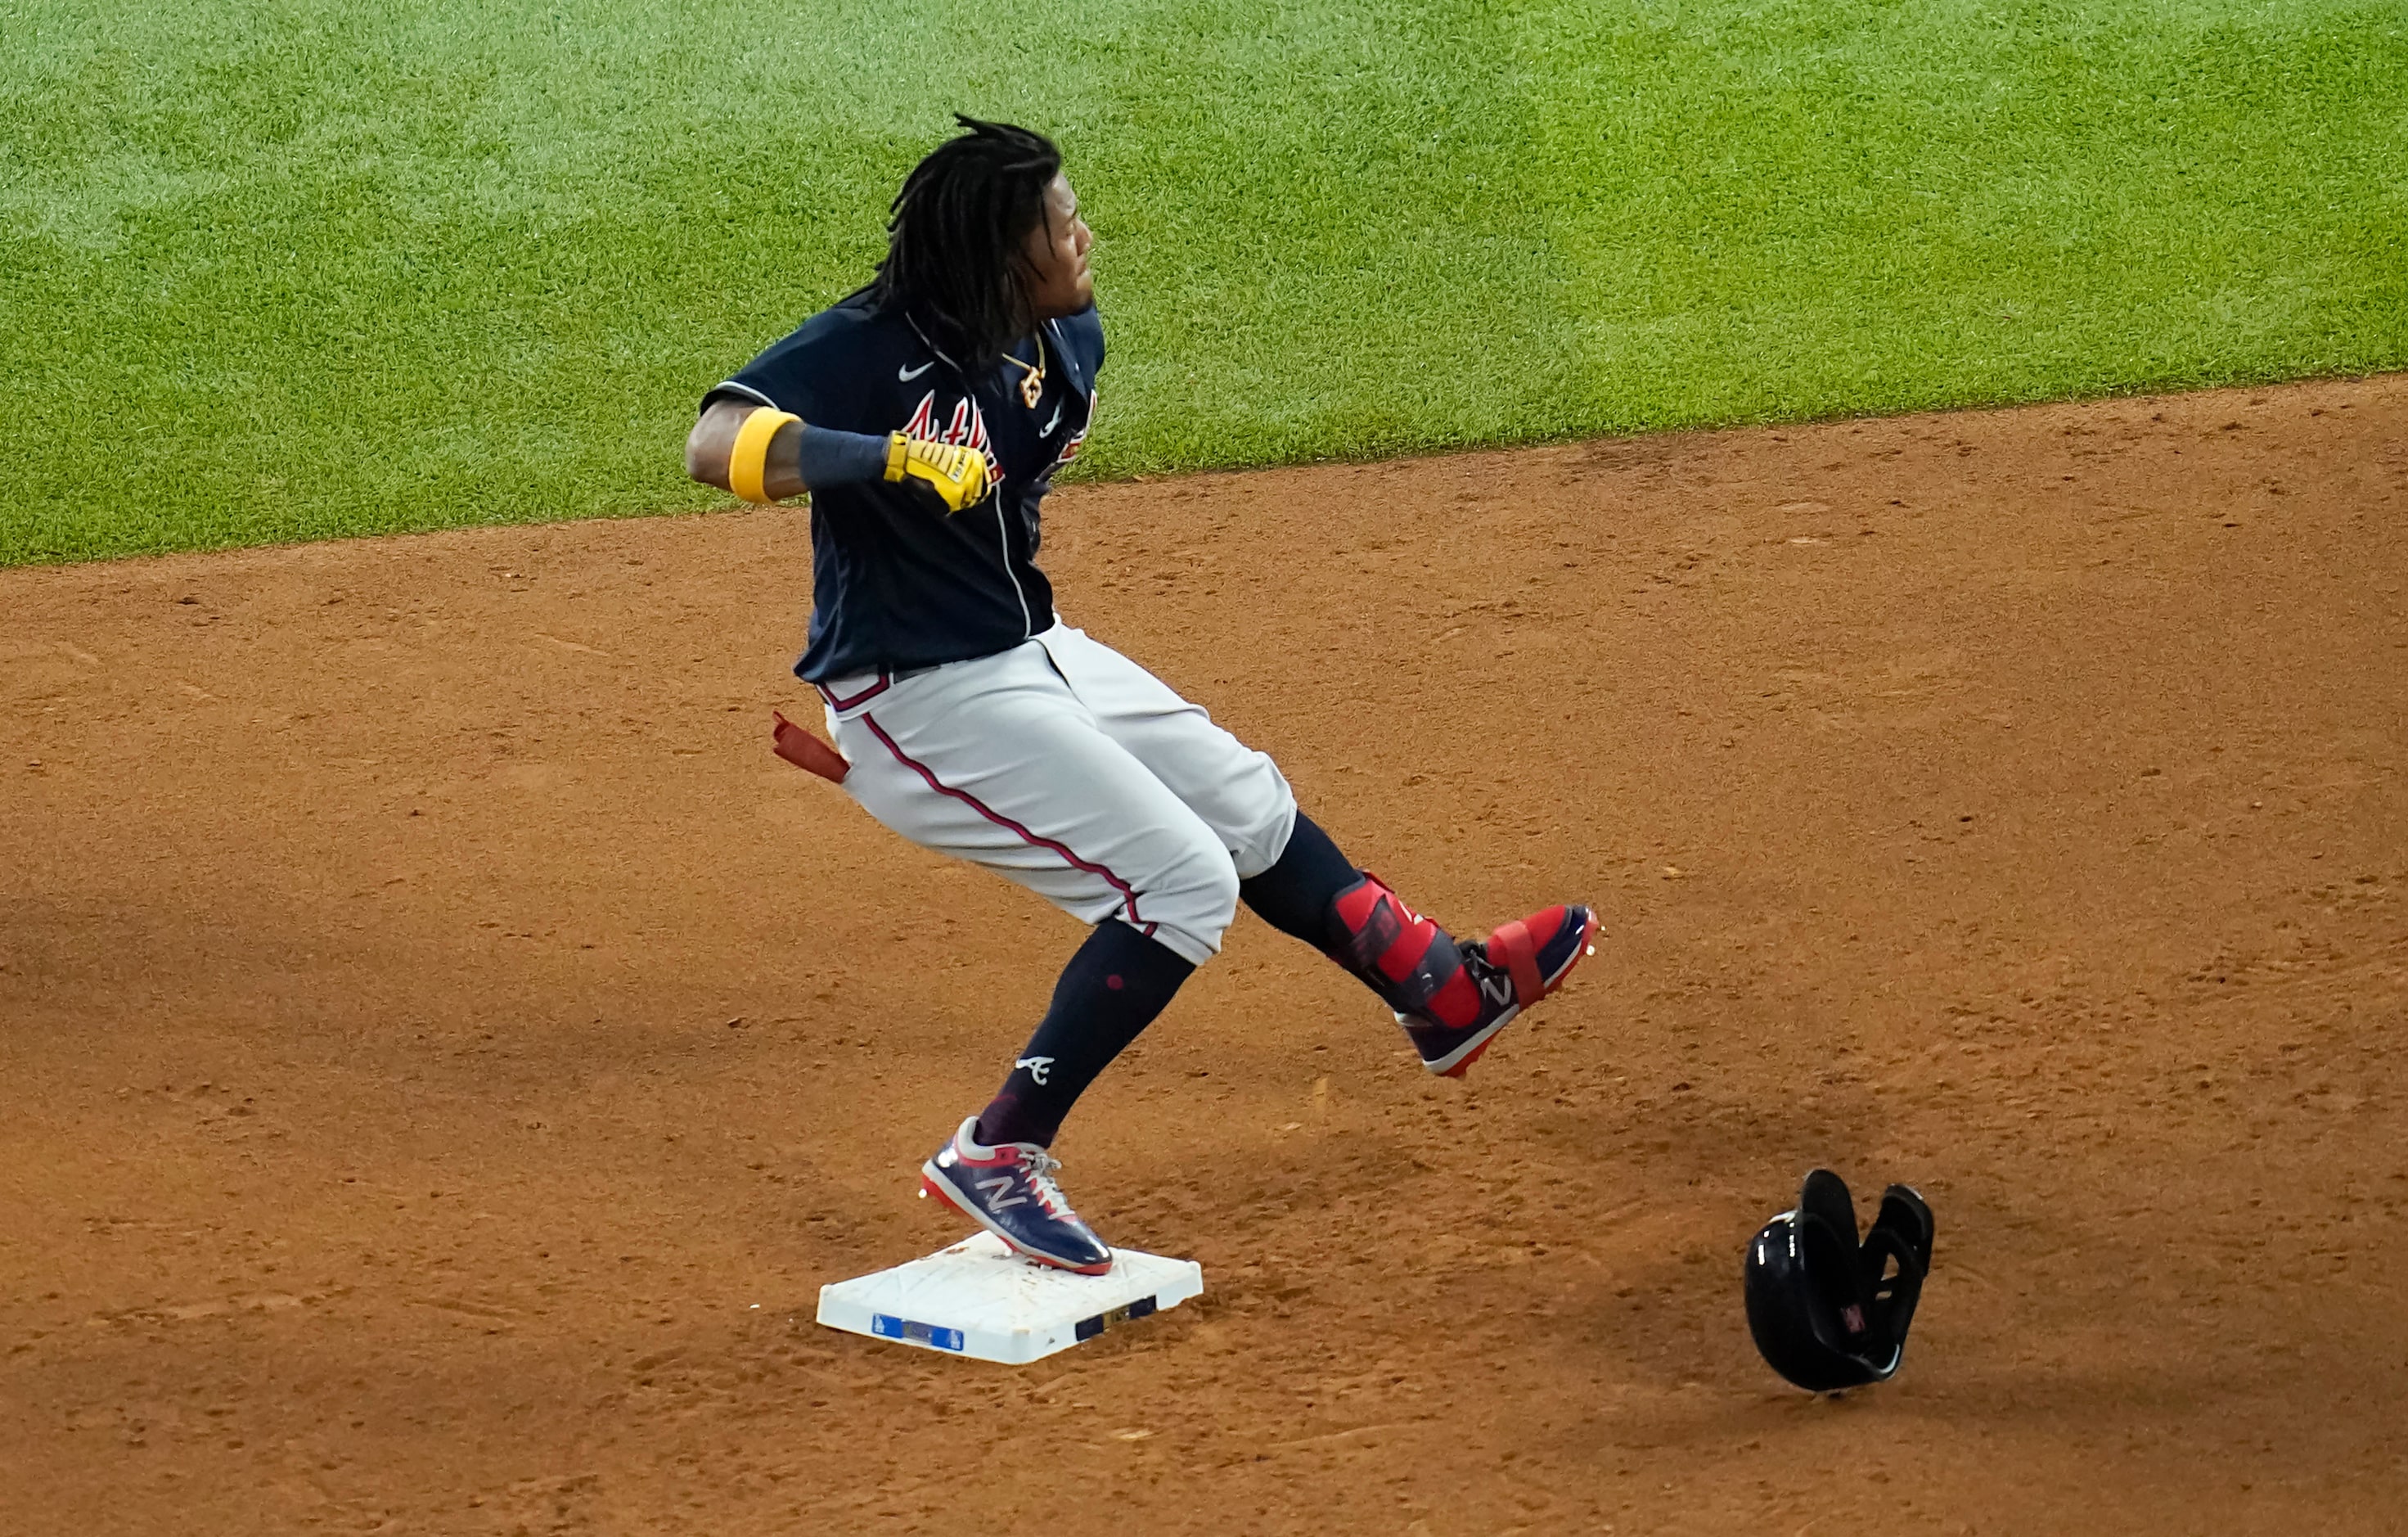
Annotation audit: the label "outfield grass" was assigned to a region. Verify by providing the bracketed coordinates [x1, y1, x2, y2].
[2, 0, 2403, 565]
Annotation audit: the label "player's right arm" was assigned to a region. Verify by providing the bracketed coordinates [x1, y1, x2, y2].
[685, 399, 992, 512]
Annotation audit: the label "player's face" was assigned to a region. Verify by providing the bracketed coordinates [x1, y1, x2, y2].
[1024, 174, 1094, 320]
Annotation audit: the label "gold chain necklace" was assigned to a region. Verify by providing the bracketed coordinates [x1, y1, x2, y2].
[999, 332, 1046, 408]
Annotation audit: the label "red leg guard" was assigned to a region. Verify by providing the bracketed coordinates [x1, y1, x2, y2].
[1327, 873, 1481, 1029]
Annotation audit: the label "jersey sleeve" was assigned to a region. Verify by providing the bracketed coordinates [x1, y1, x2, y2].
[700, 302, 895, 429]
[704, 329, 835, 422]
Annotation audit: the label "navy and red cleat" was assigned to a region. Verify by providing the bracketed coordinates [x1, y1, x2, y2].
[1329, 873, 1599, 1077]
[920, 1116, 1114, 1275]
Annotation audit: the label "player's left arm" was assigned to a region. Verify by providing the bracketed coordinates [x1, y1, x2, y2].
[686, 398, 807, 498]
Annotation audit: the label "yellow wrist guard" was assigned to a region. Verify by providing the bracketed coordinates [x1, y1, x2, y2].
[728, 408, 800, 503]
[884, 432, 992, 513]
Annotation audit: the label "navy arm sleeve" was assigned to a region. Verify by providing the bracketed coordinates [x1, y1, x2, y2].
[792, 424, 889, 489]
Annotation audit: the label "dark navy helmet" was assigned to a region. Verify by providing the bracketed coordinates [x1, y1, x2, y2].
[1744, 1169, 1934, 1393]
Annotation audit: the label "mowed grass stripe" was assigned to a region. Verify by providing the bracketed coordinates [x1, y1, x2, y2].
[2, 0, 2402, 565]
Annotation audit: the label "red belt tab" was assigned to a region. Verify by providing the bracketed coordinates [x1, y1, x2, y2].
[772, 711, 851, 784]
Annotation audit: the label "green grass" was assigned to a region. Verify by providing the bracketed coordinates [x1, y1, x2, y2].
[2, 0, 2403, 564]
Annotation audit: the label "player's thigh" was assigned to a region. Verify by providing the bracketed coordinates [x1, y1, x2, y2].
[830, 662, 1240, 962]
[1033, 624, 1296, 878]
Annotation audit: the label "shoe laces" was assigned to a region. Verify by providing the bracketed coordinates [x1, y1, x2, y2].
[1013, 1146, 1076, 1222]
[1461, 939, 1508, 991]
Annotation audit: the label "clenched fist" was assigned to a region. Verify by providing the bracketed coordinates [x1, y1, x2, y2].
[884, 434, 993, 512]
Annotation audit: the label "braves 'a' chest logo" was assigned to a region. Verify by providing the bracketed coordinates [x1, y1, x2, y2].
[902, 391, 1003, 493]
[902, 385, 1096, 494]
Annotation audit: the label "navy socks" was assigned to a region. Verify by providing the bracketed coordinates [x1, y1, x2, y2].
[974, 918, 1195, 1149]
[1238, 809, 1362, 955]
[972, 812, 1363, 1149]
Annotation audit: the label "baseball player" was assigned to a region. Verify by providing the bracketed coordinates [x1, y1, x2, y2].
[686, 118, 1597, 1275]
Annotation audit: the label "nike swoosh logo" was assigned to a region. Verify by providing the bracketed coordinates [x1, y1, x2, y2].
[1041, 401, 1062, 435]
[898, 361, 936, 381]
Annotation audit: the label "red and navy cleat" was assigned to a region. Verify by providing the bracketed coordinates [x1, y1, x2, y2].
[920, 1116, 1114, 1275]
[1329, 874, 1599, 1077]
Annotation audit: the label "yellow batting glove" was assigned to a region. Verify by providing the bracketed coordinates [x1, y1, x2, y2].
[884, 433, 992, 512]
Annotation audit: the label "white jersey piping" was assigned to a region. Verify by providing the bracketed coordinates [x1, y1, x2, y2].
[713, 379, 778, 408]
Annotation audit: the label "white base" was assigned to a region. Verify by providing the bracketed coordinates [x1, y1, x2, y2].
[817, 1231, 1204, 1365]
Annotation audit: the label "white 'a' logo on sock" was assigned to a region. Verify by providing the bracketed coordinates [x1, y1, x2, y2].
[1014, 1055, 1055, 1084]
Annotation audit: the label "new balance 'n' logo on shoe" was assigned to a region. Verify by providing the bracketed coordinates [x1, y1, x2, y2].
[920, 1116, 1114, 1275]
[1326, 873, 1599, 1077]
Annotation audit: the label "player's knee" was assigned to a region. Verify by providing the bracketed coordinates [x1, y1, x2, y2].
[1229, 764, 1299, 881]
[1147, 833, 1242, 964]
[1195, 850, 1243, 930]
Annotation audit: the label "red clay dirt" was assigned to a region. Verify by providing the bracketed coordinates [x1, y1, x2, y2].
[5, 377, 2406, 1535]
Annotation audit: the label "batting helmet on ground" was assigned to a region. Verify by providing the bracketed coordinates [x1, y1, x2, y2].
[1743, 1169, 1934, 1392]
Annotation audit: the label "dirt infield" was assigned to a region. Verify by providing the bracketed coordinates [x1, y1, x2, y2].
[6, 376, 2406, 1535]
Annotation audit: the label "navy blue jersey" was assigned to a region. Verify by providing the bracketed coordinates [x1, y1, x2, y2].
[708, 296, 1102, 683]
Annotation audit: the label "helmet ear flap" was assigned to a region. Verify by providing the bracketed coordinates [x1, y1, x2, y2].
[1861, 1184, 1935, 1362]
[1796, 1168, 1858, 1247]
[1790, 1170, 1879, 1361]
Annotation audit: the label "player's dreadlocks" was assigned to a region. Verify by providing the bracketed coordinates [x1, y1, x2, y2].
[867, 116, 1063, 371]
